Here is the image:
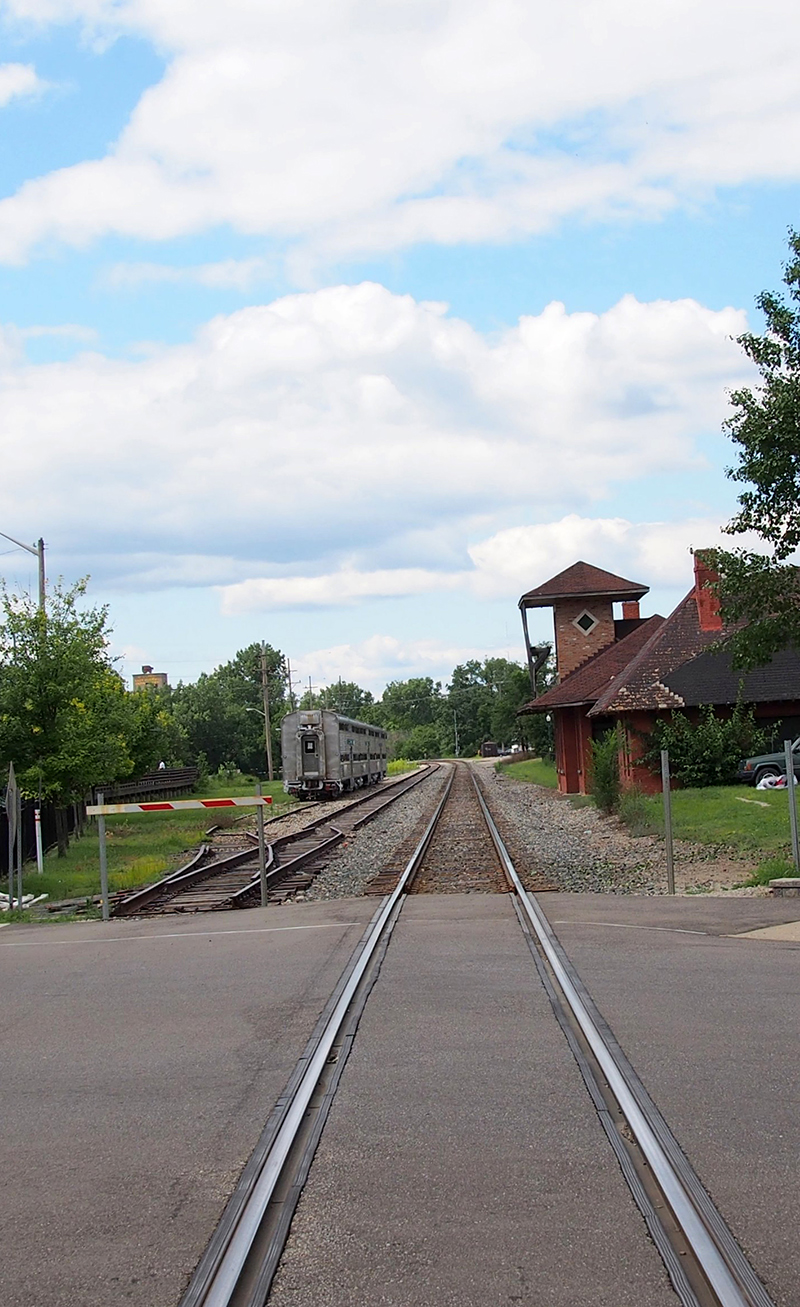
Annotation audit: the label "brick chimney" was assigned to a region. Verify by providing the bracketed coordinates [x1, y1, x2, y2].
[693, 552, 722, 632]
[621, 600, 640, 620]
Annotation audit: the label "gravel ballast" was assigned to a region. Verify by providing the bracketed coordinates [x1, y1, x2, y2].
[297, 767, 449, 901]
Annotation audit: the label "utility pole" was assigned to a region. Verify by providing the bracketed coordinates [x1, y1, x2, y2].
[453, 709, 460, 758]
[260, 643, 274, 782]
[286, 657, 296, 712]
[0, 531, 46, 612]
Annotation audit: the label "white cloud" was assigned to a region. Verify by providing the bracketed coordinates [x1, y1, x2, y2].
[0, 2, 799, 263]
[0, 63, 45, 108]
[466, 514, 740, 597]
[294, 634, 523, 695]
[0, 284, 750, 591]
[105, 257, 274, 291]
[217, 514, 756, 616]
[19, 323, 98, 341]
[220, 567, 463, 615]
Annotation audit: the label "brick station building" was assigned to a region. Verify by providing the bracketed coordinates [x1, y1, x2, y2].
[518, 554, 800, 795]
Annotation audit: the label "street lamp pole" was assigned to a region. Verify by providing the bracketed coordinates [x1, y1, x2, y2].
[259, 643, 274, 782]
[0, 531, 45, 613]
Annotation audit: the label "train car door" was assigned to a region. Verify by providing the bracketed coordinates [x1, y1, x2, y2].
[301, 731, 321, 778]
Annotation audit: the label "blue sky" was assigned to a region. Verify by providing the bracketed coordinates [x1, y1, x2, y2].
[1, 1, 798, 693]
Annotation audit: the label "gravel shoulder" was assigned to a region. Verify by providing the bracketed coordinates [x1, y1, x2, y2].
[476, 759, 767, 896]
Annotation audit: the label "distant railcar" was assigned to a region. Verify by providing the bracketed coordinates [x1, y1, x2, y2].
[480, 741, 499, 757]
[281, 709, 389, 799]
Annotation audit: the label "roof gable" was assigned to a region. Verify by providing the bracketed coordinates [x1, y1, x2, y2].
[519, 560, 649, 608]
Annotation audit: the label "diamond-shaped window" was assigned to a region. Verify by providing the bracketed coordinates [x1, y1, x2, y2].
[574, 610, 598, 634]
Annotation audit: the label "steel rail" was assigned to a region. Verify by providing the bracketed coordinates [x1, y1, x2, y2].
[470, 771, 774, 1307]
[115, 766, 435, 917]
[218, 765, 439, 908]
[183, 766, 455, 1307]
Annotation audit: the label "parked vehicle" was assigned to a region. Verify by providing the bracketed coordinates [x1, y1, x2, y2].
[737, 738, 800, 786]
[281, 709, 388, 799]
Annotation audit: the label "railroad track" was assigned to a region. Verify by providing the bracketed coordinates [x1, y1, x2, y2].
[113, 767, 437, 917]
[179, 761, 774, 1307]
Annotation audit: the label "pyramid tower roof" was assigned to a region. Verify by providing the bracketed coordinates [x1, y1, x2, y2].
[519, 560, 649, 609]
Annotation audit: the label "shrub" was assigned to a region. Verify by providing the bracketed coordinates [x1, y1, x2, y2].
[642, 702, 769, 789]
[589, 729, 621, 813]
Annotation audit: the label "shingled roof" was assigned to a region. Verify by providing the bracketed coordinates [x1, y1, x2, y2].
[588, 589, 727, 715]
[663, 645, 800, 707]
[519, 616, 664, 713]
[519, 561, 649, 608]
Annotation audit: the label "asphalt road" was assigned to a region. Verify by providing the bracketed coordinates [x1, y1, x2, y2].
[538, 893, 800, 1307]
[6, 891, 800, 1307]
[268, 895, 679, 1307]
[0, 902, 378, 1307]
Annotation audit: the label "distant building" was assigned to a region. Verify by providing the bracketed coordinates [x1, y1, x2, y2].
[132, 664, 169, 691]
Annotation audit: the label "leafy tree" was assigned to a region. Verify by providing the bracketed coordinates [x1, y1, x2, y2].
[0, 580, 135, 854]
[399, 723, 441, 760]
[517, 654, 557, 759]
[443, 657, 534, 756]
[171, 642, 287, 774]
[376, 677, 442, 730]
[317, 679, 379, 721]
[125, 687, 188, 775]
[710, 229, 800, 665]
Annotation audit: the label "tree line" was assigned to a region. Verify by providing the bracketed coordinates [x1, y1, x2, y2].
[310, 660, 553, 762]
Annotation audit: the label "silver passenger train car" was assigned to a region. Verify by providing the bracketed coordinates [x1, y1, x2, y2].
[281, 709, 389, 799]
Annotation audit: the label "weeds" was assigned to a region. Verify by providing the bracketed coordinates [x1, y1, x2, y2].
[618, 787, 659, 837]
[737, 855, 796, 888]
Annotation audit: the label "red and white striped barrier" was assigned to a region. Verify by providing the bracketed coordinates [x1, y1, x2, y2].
[87, 795, 273, 816]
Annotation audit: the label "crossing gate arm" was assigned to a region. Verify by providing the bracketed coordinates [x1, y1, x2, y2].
[87, 796, 274, 815]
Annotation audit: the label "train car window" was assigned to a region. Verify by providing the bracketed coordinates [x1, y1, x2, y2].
[303, 738, 317, 754]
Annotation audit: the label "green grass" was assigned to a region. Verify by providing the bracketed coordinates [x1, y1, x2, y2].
[496, 757, 558, 788]
[388, 758, 419, 774]
[619, 783, 799, 854]
[14, 775, 294, 908]
[737, 855, 796, 888]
